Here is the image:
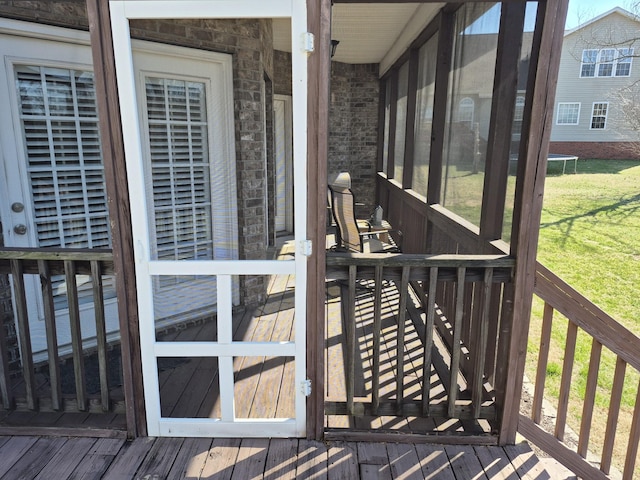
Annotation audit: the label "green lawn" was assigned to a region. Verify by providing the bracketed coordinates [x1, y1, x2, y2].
[528, 158, 640, 472]
[537, 159, 640, 327]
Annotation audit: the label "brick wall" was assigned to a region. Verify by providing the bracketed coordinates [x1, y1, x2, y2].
[0, 0, 88, 29]
[272, 55, 381, 219]
[329, 61, 380, 217]
[550, 141, 640, 160]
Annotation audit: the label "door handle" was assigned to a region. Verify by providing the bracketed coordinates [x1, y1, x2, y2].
[13, 224, 27, 235]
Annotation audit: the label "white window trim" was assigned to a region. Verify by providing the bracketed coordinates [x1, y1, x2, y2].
[556, 102, 581, 125]
[590, 101, 609, 130]
[580, 48, 634, 78]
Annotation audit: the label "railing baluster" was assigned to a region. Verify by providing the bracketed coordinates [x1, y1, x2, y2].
[0, 290, 14, 409]
[472, 268, 493, 418]
[555, 320, 578, 441]
[533, 302, 553, 424]
[577, 338, 602, 457]
[91, 260, 110, 411]
[38, 259, 62, 411]
[65, 260, 87, 411]
[601, 357, 626, 474]
[623, 377, 640, 480]
[346, 264, 357, 415]
[371, 265, 383, 414]
[448, 267, 466, 418]
[421, 267, 438, 416]
[10, 259, 37, 410]
[395, 266, 410, 414]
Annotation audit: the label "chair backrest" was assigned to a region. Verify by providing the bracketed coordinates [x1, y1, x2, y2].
[327, 172, 352, 210]
[329, 185, 362, 252]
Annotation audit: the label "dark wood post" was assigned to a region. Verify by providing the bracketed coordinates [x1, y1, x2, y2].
[307, 0, 332, 440]
[86, 0, 146, 438]
[498, 0, 569, 445]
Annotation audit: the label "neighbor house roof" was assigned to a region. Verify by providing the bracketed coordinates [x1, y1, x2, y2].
[564, 6, 639, 36]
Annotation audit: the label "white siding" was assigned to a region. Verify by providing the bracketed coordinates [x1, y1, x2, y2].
[551, 12, 640, 143]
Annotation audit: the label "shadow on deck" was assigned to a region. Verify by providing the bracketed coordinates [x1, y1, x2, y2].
[0, 434, 573, 479]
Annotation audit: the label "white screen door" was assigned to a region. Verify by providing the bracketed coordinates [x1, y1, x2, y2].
[110, 0, 308, 437]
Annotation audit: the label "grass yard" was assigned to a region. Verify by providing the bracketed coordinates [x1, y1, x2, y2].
[528, 158, 640, 475]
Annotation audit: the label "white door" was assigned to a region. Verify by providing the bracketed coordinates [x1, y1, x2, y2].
[0, 25, 120, 360]
[274, 95, 294, 234]
[110, 0, 309, 437]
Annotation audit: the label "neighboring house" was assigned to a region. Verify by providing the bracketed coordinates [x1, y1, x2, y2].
[550, 7, 640, 159]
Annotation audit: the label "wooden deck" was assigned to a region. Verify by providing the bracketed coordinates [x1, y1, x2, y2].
[0, 434, 574, 479]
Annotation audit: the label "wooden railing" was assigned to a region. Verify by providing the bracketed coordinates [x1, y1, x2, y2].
[0, 248, 120, 414]
[518, 263, 640, 480]
[326, 252, 515, 431]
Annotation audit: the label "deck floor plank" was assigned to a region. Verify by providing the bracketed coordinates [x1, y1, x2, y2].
[132, 437, 184, 479]
[101, 437, 155, 479]
[445, 444, 489, 480]
[386, 442, 425, 480]
[199, 437, 241, 479]
[473, 445, 519, 480]
[1, 436, 68, 480]
[0, 435, 38, 477]
[357, 442, 392, 479]
[33, 437, 96, 479]
[231, 438, 270, 480]
[414, 443, 456, 479]
[327, 441, 359, 480]
[0, 435, 566, 479]
[263, 438, 298, 480]
[503, 441, 551, 480]
[296, 439, 329, 480]
[166, 437, 213, 479]
[65, 438, 126, 480]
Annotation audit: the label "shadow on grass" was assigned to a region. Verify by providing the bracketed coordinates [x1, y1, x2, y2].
[539, 193, 640, 246]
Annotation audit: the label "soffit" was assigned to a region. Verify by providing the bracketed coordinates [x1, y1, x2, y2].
[273, 3, 443, 69]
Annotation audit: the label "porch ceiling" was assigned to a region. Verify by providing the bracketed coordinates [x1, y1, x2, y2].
[273, 3, 443, 73]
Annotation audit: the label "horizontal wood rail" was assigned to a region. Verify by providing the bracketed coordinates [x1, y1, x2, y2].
[0, 248, 120, 416]
[326, 252, 515, 432]
[519, 262, 640, 480]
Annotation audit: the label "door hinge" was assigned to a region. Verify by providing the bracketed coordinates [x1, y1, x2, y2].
[302, 32, 315, 53]
[301, 379, 312, 397]
[300, 239, 313, 257]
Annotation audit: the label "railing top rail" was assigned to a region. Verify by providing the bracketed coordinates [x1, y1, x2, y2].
[535, 261, 640, 372]
[326, 252, 515, 268]
[0, 247, 114, 262]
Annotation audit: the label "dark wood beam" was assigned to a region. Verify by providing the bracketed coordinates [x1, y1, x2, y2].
[479, 2, 527, 241]
[386, 69, 399, 179]
[425, 10, 454, 253]
[402, 48, 420, 189]
[86, 0, 146, 438]
[307, 0, 332, 441]
[498, 0, 569, 445]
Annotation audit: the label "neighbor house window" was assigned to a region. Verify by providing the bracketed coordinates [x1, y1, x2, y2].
[590, 102, 608, 129]
[457, 97, 475, 127]
[556, 102, 580, 125]
[581, 48, 634, 77]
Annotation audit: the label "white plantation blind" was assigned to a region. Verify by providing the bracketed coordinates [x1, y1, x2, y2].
[17, 66, 110, 249]
[16, 65, 114, 307]
[145, 78, 214, 264]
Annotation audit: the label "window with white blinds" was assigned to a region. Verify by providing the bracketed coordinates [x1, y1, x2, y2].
[145, 77, 215, 267]
[16, 65, 114, 308]
[17, 65, 110, 249]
